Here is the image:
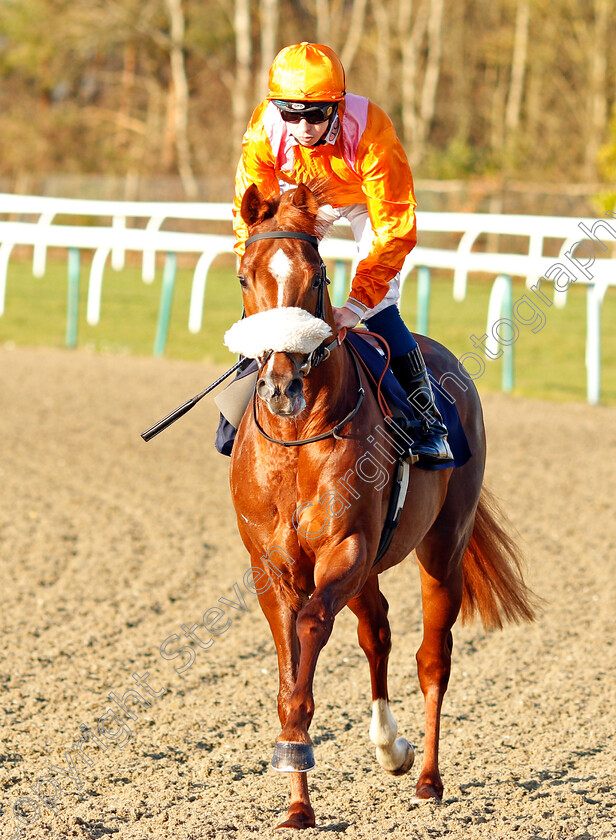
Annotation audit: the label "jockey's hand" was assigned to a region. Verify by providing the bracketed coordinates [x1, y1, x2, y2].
[333, 306, 360, 330]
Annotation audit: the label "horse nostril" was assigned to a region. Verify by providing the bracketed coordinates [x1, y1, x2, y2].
[257, 379, 271, 400]
[286, 378, 303, 400]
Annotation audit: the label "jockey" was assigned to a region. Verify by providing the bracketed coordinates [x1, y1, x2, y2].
[233, 42, 452, 464]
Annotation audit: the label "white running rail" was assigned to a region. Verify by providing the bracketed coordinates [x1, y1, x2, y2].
[0, 193, 614, 403]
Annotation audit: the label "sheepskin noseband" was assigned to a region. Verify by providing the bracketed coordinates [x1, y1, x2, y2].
[224, 307, 332, 359]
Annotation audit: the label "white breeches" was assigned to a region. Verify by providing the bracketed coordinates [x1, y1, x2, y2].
[318, 203, 401, 318]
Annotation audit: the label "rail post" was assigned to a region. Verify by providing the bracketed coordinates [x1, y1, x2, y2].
[485, 274, 514, 393]
[65, 248, 80, 349]
[585, 282, 602, 405]
[153, 253, 177, 357]
[332, 260, 347, 307]
[416, 266, 431, 334]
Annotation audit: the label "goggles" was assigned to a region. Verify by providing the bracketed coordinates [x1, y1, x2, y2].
[274, 101, 336, 125]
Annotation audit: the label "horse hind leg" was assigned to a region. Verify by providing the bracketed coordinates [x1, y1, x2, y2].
[412, 480, 538, 802]
[348, 576, 415, 776]
[370, 700, 415, 775]
[413, 529, 467, 802]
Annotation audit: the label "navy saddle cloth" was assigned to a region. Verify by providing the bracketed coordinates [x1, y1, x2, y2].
[216, 331, 472, 471]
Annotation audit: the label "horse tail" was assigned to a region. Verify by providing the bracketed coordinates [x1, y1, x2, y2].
[460, 486, 539, 630]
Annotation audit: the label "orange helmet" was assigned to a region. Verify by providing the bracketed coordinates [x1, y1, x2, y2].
[267, 42, 346, 103]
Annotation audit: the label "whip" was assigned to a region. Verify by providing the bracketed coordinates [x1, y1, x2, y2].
[141, 358, 250, 442]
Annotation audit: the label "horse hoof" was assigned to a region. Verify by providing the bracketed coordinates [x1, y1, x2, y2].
[413, 781, 443, 802]
[377, 737, 415, 776]
[275, 804, 316, 830]
[271, 741, 315, 773]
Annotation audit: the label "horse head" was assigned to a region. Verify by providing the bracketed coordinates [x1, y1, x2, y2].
[225, 183, 335, 418]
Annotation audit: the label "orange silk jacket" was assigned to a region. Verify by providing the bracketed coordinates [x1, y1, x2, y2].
[233, 94, 417, 312]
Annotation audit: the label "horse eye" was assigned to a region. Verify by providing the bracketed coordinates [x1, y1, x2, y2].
[238, 275, 248, 288]
[311, 274, 321, 289]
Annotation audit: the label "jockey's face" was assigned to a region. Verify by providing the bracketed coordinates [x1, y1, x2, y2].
[286, 118, 329, 147]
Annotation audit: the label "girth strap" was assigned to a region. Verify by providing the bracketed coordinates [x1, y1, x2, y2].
[373, 459, 411, 566]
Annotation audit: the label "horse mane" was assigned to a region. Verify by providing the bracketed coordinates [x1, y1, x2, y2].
[258, 178, 334, 241]
[298, 177, 334, 210]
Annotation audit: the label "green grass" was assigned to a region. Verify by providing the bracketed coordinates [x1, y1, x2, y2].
[1, 256, 615, 405]
[0, 254, 243, 363]
[399, 271, 616, 405]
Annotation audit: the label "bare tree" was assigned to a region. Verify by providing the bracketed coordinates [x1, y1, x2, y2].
[117, 42, 136, 153]
[398, 0, 430, 158]
[258, 0, 280, 101]
[232, 0, 253, 149]
[315, 0, 332, 45]
[489, 64, 508, 154]
[585, 0, 610, 178]
[339, 0, 369, 75]
[371, 0, 392, 110]
[504, 0, 530, 136]
[165, 0, 198, 197]
[419, 0, 444, 147]
[312, 0, 367, 73]
[2, 0, 616, 187]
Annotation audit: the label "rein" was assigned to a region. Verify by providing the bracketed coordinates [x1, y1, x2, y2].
[345, 330, 394, 420]
[252, 346, 365, 447]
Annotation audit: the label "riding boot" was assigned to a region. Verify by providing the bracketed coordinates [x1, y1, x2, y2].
[390, 346, 454, 464]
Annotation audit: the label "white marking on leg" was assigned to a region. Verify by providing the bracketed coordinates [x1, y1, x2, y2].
[369, 699, 414, 774]
[269, 248, 292, 308]
[370, 698, 398, 746]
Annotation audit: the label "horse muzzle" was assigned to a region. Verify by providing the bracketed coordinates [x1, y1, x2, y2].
[256, 373, 305, 417]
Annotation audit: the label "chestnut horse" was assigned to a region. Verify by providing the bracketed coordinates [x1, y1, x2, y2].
[227, 183, 536, 830]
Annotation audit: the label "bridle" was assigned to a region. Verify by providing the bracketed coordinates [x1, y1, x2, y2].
[244, 230, 332, 342]
[243, 229, 365, 447]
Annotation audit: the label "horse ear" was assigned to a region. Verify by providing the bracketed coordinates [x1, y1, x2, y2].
[291, 183, 319, 218]
[241, 184, 268, 226]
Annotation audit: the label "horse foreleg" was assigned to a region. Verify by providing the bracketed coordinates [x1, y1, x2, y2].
[414, 547, 464, 801]
[270, 591, 330, 831]
[275, 595, 334, 747]
[347, 575, 414, 775]
[254, 578, 315, 829]
[276, 539, 366, 764]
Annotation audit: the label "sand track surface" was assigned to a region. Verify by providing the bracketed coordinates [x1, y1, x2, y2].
[1, 346, 615, 840]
